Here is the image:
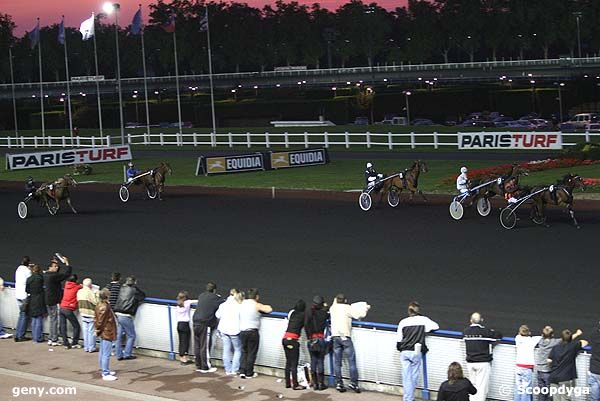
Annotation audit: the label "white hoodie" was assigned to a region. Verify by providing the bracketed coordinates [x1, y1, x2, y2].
[216, 296, 242, 336]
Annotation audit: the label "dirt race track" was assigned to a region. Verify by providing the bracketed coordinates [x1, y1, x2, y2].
[1, 182, 598, 336]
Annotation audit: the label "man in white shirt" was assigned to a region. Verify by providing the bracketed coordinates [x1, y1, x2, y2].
[14, 256, 32, 341]
[456, 167, 469, 194]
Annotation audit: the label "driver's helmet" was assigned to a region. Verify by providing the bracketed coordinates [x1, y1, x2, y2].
[460, 166, 468, 174]
[366, 162, 374, 173]
[128, 162, 134, 168]
[26, 176, 34, 184]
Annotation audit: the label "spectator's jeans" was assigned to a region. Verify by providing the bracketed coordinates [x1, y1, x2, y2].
[333, 336, 358, 386]
[309, 340, 327, 375]
[15, 299, 30, 339]
[589, 373, 600, 401]
[31, 316, 43, 342]
[46, 304, 59, 342]
[537, 371, 552, 401]
[240, 329, 260, 376]
[59, 308, 81, 346]
[81, 316, 96, 352]
[467, 362, 491, 401]
[401, 350, 422, 401]
[0, 320, 5, 336]
[99, 339, 112, 376]
[221, 333, 241, 374]
[514, 366, 533, 401]
[283, 338, 301, 386]
[116, 315, 136, 358]
[551, 380, 575, 401]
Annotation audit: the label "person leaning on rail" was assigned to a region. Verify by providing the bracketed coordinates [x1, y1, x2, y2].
[193, 282, 225, 373]
[534, 326, 561, 401]
[114, 276, 146, 360]
[547, 329, 588, 401]
[304, 295, 330, 391]
[14, 256, 32, 342]
[239, 288, 272, 379]
[514, 325, 542, 401]
[462, 312, 502, 401]
[282, 299, 307, 390]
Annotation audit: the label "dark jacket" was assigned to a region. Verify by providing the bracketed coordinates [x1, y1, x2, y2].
[25, 273, 46, 317]
[591, 329, 600, 375]
[104, 281, 121, 308]
[463, 324, 502, 363]
[437, 378, 477, 401]
[43, 264, 72, 305]
[192, 291, 224, 327]
[95, 301, 117, 341]
[305, 307, 329, 338]
[114, 284, 146, 316]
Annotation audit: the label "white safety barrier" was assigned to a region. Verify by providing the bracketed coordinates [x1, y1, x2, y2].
[0, 287, 591, 400]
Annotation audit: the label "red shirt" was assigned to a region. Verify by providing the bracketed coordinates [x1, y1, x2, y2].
[60, 281, 83, 310]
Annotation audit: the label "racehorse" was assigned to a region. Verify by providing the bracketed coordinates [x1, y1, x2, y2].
[380, 160, 429, 204]
[471, 164, 529, 204]
[139, 162, 172, 200]
[37, 175, 78, 214]
[530, 174, 585, 229]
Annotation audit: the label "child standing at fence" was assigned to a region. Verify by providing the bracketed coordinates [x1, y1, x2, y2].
[175, 291, 195, 364]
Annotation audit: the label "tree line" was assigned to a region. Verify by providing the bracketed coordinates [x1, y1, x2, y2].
[0, 0, 599, 85]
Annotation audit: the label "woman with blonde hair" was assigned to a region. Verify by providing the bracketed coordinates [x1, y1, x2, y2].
[514, 325, 542, 401]
[175, 291, 196, 364]
[437, 362, 477, 401]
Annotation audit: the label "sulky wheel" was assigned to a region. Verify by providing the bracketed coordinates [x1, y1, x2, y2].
[476, 198, 492, 217]
[500, 207, 517, 229]
[146, 184, 158, 200]
[387, 190, 400, 208]
[358, 192, 372, 211]
[17, 202, 28, 219]
[119, 185, 130, 203]
[449, 200, 464, 220]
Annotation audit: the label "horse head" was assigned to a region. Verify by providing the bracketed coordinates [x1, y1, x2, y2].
[512, 164, 529, 177]
[417, 160, 428, 173]
[160, 162, 172, 175]
[63, 175, 78, 187]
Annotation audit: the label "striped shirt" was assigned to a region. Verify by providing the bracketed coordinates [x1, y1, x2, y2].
[105, 281, 121, 308]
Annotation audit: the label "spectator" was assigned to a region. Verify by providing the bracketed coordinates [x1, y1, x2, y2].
[282, 299, 307, 390]
[104, 272, 122, 308]
[95, 288, 117, 381]
[77, 278, 99, 352]
[60, 274, 82, 349]
[0, 277, 13, 339]
[514, 325, 542, 401]
[114, 276, 145, 360]
[535, 326, 561, 401]
[304, 295, 329, 391]
[44, 256, 72, 347]
[589, 322, 600, 401]
[437, 362, 477, 401]
[175, 291, 196, 365]
[329, 293, 371, 393]
[548, 329, 588, 401]
[239, 288, 272, 379]
[216, 289, 244, 375]
[14, 256, 32, 342]
[25, 264, 45, 343]
[396, 301, 439, 401]
[463, 312, 502, 401]
[193, 282, 225, 373]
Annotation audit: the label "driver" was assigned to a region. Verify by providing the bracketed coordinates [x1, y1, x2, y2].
[456, 166, 469, 194]
[25, 176, 37, 195]
[126, 162, 140, 183]
[365, 162, 383, 188]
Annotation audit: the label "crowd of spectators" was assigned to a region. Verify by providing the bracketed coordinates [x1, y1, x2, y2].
[0, 255, 598, 400]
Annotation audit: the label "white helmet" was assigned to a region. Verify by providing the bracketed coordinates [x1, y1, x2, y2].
[366, 162, 373, 169]
[128, 162, 134, 167]
[460, 166, 468, 174]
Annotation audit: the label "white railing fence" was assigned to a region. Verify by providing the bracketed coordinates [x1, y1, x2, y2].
[0, 287, 592, 401]
[0, 132, 598, 150]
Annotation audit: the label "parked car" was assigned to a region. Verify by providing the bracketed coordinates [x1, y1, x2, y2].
[559, 122, 577, 132]
[564, 113, 600, 129]
[528, 119, 553, 130]
[376, 116, 407, 125]
[586, 123, 600, 132]
[353, 116, 369, 125]
[412, 118, 435, 126]
[493, 116, 513, 123]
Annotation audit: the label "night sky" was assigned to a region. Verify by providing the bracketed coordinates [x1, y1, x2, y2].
[2, 0, 405, 36]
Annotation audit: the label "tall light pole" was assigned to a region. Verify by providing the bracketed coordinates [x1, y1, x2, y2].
[555, 82, 565, 123]
[573, 11, 582, 58]
[403, 91, 411, 125]
[103, 2, 124, 144]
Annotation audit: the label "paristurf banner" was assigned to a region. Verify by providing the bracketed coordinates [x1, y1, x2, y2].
[458, 132, 562, 150]
[6, 145, 132, 171]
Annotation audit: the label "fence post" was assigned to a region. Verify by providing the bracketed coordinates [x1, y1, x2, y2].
[128, 133, 132, 145]
[34, 136, 38, 148]
[91, 136, 95, 147]
[107, 135, 111, 147]
[228, 132, 233, 148]
[410, 131, 416, 149]
[585, 131, 591, 142]
[345, 131, 350, 149]
[421, 353, 430, 400]
[21, 136, 25, 148]
[193, 132, 198, 147]
[144, 131, 149, 145]
[265, 131, 270, 148]
[77, 136, 81, 147]
[166, 305, 176, 361]
[324, 131, 329, 148]
[48, 137, 52, 147]
[366, 131, 371, 149]
[284, 132, 289, 148]
[433, 131, 438, 149]
[62, 137, 66, 148]
[160, 132, 164, 146]
[7, 137, 11, 149]
[304, 132, 309, 148]
[246, 132, 251, 148]
[388, 132, 393, 150]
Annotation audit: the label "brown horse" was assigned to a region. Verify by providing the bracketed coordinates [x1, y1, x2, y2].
[380, 160, 429, 203]
[36, 175, 78, 215]
[470, 164, 529, 204]
[139, 162, 172, 200]
[531, 174, 585, 229]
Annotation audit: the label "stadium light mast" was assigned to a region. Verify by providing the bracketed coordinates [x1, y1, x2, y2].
[103, 2, 125, 144]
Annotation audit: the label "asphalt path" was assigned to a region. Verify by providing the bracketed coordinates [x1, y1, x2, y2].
[0, 185, 597, 337]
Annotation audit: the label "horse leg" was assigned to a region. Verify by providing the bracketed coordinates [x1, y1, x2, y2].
[568, 206, 580, 229]
[418, 189, 428, 202]
[67, 197, 77, 214]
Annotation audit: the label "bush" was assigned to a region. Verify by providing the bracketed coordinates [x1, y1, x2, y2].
[560, 142, 600, 161]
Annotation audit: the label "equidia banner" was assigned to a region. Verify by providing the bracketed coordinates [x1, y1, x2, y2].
[5, 145, 132, 171]
[270, 148, 329, 169]
[196, 153, 265, 175]
[458, 132, 562, 150]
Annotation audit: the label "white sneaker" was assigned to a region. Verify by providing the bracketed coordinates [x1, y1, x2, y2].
[102, 374, 118, 381]
[196, 367, 217, 373]
[0, 333, 13, 339]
